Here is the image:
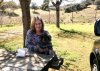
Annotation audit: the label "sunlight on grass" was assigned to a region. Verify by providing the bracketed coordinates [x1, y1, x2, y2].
[0, 24, 23, 32]
[60, 23, 94, 35]
[0, 36, 23, 51]
[45, 23, 94, 37]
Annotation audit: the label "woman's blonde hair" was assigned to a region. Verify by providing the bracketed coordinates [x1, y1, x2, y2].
[31, 16, 44, 33]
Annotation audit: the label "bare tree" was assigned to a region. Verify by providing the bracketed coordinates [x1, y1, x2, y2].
[52, 0, 62, 28]
[19, 0, 31, 47]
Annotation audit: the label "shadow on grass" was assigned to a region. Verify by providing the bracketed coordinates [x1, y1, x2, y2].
[0, 11, 19, 17]
[32, 11, 40, 14]
[0, 43, 14, 52]
[0, 37, 18, 52]
[57, 50, 81, 71]
[61, 58, 81, 71]
[61, 63, 75, 71]
[59, 28, 90, 38]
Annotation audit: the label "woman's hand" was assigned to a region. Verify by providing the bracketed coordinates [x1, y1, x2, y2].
[32, 38, 35, 44]
[38, 47, 49, 53]
[36, 45, 44, 52]
[36, 45, 49, 53]
[38, 47, 44, 52]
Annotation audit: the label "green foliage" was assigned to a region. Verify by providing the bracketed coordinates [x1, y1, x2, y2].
[0, 1, 18, 17]
[86, 0, 95, 4]
[31, 2, 38, 10]
[0, 2, 7, 12]
[95, 0, 100, 10]
[65, 1, 91, 13]
[0, 1, 17, 11]
[41, 0, 49, 11]
[7, 1, 18, 9]
[95, 0, 100, 5]
[96, 5, 100, 10]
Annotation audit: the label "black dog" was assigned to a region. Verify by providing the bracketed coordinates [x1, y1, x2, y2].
[39, 33, 51, 49]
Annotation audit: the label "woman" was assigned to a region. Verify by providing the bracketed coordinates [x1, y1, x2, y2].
[25, 16, 53, 55]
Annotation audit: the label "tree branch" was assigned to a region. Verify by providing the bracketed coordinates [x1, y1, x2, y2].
[52, 2, 56, 7]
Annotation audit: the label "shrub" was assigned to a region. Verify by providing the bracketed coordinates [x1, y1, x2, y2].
[0, 1, 18, 12]
[65, 2, 90, 13]
[31, 2, 38, 10]
[0, 2, 8, 12]
[7, 1, 18, 9]
[95, 0, 100, 10]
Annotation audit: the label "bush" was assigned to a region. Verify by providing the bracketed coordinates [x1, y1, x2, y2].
[97, 5, 100, 10]
[31, 2, 38, 10]
[95, 0, 100, 10]
[0, 1, 18, 12]
[95, 0, 100, 5]
[0, 2, 8, 12]
[7, 1, 18, 9]
[41, 3, 49, 11]
[65, 2, 90, 13]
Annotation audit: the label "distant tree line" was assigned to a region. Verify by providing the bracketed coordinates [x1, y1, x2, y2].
[40, 0, 100, 12]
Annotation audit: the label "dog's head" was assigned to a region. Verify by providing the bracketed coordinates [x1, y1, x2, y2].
[39, 33, 51, 49]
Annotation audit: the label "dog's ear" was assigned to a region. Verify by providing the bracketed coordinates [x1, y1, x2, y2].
[44, 34, 51, 42]
[41, 33, 51, 43]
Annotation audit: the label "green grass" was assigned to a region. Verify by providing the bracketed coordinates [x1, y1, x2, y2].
[0, 36, 23, 51]
[0, 24, 23, 33]
[45, 23, 94, 40]
[60, 23, 94, 34]
[0, 24, 23, 51]
[0, 23, 94, 52]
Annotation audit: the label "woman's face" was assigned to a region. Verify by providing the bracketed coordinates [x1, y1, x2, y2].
[35, 20, 42, 32]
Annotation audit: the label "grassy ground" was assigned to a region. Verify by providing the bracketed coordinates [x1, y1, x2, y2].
[45, 23, 94, 71]
[0, 23, 96, 71]
[0, 24, 22, 33]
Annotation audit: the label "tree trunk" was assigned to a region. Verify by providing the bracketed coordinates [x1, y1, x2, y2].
[52, 0, 62, 29]
[72, 12, 73, 23]
[56, 7, 60, 28]
[19, 0, 31, 47]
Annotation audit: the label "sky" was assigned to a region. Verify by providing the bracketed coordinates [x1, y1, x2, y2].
[4, 0, 84, 6]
